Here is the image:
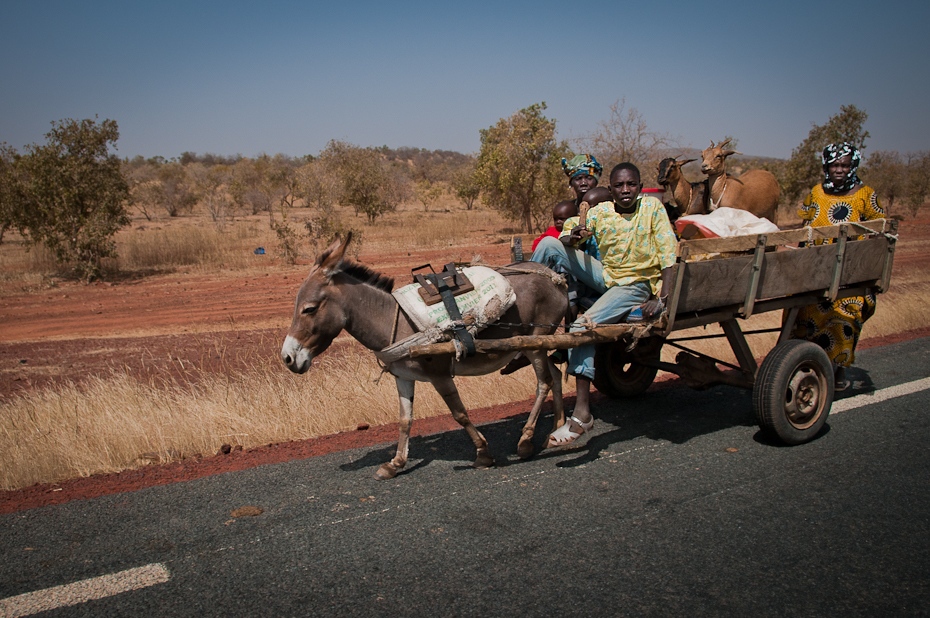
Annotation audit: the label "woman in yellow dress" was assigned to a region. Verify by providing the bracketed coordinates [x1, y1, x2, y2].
[792, 142, 884, 390]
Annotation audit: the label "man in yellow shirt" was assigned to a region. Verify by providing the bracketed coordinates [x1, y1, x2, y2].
[532, 162, 678, 446]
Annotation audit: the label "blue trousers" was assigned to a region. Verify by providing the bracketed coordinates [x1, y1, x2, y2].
[532, 236, 651, 379]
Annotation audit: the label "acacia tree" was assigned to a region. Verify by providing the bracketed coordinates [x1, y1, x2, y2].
[474, 102, 567, 232]
[16, 118, 130, 280]
[783, 105, 870, 203]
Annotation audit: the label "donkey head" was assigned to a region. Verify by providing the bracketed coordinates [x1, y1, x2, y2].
[701, 139, 741, 175]
[280, 234, 353, 374]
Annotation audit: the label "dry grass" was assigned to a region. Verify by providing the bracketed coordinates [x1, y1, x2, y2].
[0, 343, 539, 490]
[3, 280, 927, 491]
[1, 199, 928, 491]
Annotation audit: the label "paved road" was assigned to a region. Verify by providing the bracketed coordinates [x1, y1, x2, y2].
[2, 337, 929, 617]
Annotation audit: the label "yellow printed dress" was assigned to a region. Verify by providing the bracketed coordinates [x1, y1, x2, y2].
[792, 184, 884, 367]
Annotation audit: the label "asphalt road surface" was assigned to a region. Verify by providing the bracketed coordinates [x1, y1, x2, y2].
[2, 337, 928, 617]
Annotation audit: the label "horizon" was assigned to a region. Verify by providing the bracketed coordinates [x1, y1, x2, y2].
[2, 0, 927, 161]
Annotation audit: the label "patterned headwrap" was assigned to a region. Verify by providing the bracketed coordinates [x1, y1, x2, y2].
[821, 142, 862, 194]
[561, 154, 603, 180]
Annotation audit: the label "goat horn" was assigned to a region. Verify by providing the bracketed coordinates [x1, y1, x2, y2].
[719, 138, 732, 148]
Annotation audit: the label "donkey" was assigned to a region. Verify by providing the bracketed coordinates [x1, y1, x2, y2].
[281, 234, 568, 479]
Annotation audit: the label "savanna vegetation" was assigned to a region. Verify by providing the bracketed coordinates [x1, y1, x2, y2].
[1, 102, 929, 492]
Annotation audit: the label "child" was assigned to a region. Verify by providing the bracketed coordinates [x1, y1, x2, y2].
[532, 200, 578, 252]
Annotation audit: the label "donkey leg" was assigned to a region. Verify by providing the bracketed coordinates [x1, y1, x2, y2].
[376, 377, 415, 480]
[432, 377, 494, 469]
[549, 357, 565, 430]
[516, 351, 560, 459]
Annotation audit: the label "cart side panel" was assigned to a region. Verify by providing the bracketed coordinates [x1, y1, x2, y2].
[675, 255, 755, 312]
[756, 246, 835, 299]
[674, 237, 890, 314]
[837, 237, 891, 286]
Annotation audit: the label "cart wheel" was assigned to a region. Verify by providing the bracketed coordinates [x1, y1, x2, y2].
[593, 336, 663, 398]
[753, 339, 833, 445]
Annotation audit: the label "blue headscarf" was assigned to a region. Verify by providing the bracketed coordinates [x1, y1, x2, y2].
[821, 142, 862, 194]
[561, 154, 603, 180]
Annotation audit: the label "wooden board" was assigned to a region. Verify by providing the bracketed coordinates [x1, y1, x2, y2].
[678, 219, 893, 255]
[674, 236, 890, 314]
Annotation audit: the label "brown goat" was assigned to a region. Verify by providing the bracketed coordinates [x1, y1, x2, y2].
[699, 139, 780, 224]
[657, 157, 708, 217]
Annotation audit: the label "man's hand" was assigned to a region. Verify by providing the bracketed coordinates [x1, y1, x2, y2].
[639, 296, 666, 320]
[570, 226, 592, 242]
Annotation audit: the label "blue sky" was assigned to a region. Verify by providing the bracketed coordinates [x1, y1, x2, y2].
[2, 0, 927, 161]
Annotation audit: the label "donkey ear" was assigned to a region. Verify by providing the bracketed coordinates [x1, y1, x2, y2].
[317, 233, 352, 277]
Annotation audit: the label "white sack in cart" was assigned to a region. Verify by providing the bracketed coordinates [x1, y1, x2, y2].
[675, 207, 780, 239]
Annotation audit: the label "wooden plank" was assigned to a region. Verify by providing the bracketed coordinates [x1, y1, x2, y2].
[407, 323, 654, 357]
[675, 255, 756, 312]
[756, 245, 836, 299]
[679, 219, 891, 255]
[839, 237, 890, 286]
[673, 236, 890, 314]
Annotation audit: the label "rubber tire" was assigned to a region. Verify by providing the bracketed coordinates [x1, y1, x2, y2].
[753, 339, 834, 445]
[593, 336, 663, 398]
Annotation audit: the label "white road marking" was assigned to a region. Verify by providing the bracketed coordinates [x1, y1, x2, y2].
[830, 377, 930, 414]
[0, 563, 170, 618]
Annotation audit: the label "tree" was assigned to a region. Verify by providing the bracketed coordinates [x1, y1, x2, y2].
[15, 118, 130, 280]
[320, 140, 406, 224]
[783, 105, 870, 203]
[862, 150, 904, 213]
[294, 158, 340, 210]
[229, 155, 298, 215]
[577, 98, 674, 184]
[903, 151, 930, 216]
[156, 161, 198, 217]
[0, 143, 23, 244]
[189, 162, 232, 225]
[474, 102, 567, 232]
[452, 165, 481, 210]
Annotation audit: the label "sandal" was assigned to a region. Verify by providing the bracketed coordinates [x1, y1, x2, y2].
[547, 415, 594, 448]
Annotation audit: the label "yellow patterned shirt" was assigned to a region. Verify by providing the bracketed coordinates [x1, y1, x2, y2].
[798, 184, 884, 227]
[560, 195, 678, 295]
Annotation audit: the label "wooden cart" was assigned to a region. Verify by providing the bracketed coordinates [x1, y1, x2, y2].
[409, 219, 898, 446]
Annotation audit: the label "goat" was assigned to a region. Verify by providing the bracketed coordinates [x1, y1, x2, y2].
[657, 157, 708, 217]
[699, 139, 780, 224]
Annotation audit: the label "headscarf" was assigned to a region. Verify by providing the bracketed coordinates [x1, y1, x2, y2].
[561, 154, 603, 180]
[821, 142, 862, 194]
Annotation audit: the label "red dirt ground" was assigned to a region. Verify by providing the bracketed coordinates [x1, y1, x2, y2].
[1, 221, 927, 514]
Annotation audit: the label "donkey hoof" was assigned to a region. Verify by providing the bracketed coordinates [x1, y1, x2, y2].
[375, 463, 399, 480]
[473, 452, 495, 470]
[517, 438, 535, 460]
